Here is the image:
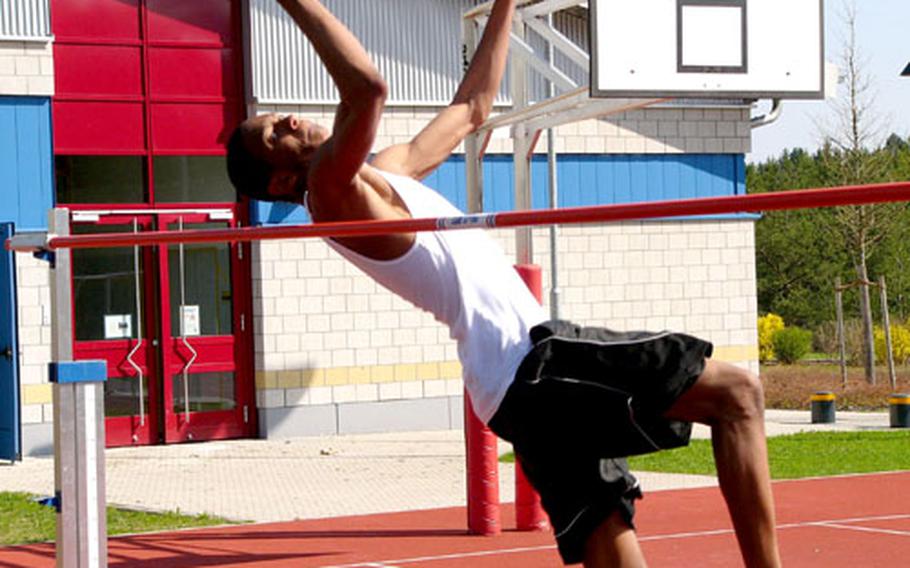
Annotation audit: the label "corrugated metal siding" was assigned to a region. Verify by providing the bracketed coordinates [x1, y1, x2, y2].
[0, 97, 54, 231]
[0, 0, 51, 39]
[251, 0, 497, 105]
[250, 153, 748, 225]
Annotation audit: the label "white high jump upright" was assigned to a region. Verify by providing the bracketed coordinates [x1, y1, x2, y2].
[48, 207, 108, 568]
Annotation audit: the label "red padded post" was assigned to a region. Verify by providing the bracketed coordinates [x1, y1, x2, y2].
[513, 264, 549, 531]
[465, 395, 501, 535]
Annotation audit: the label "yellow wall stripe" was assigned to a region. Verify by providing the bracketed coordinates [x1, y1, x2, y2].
[256, 344, 758, 392]
[22, 384, 52, 405]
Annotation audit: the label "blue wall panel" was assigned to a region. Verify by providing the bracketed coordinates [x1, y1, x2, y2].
[251, 153, 747, 225]
[0, 97, 54, 231]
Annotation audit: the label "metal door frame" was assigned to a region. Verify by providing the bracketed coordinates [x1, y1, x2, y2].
[0, 223, 21, 462]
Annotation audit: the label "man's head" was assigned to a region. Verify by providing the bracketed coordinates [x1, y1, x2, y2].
[226, 114, 330, 202]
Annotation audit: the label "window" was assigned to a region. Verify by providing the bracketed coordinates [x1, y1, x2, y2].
[55, 156, 146, 204]
[154, 156, 236, 203]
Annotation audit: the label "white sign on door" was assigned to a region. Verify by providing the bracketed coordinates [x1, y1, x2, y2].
[104, 315, 132, 339]
[180, 305, 201, 337]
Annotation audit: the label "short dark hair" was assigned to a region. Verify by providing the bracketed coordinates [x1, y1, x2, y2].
[226, 125, 277, 202]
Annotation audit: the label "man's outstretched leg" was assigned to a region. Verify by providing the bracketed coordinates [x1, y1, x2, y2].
[664, 360, 782, 568]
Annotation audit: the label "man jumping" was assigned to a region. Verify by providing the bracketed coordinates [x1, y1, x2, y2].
[226, 1, 782, 566]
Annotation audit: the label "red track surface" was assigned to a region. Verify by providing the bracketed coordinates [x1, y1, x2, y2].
[2, 472, 908, 567]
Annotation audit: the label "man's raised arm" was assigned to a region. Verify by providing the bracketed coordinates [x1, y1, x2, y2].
[373, 0, 516, 179]
[277, 0, 388, 184]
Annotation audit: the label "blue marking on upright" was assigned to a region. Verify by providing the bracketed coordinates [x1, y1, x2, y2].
[48, 361, 108, 385]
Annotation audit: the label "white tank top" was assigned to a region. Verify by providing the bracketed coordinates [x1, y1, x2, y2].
[319, 169, 548, 423]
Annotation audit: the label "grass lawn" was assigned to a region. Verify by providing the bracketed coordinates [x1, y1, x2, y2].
[501, 430, 910, 479]
[628, 430, 910, 478]
[0, 492, 237, 547]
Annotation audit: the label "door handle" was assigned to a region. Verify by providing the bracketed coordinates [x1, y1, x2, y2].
[1, 346, 11, 360]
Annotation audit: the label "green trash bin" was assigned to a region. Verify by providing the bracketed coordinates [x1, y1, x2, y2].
[810, 391, 836, 424]
[889, 394, 910, 428]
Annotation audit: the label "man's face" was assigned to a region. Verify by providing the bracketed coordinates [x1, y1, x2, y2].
[241, 113, 330, 201]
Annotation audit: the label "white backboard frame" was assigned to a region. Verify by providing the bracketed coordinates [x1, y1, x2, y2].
[590, 0, 825, 99]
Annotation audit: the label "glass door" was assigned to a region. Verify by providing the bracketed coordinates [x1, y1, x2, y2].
[71, 214, 160, 446]
[159, 212, 252, 442]
[70, 208, 254, 446]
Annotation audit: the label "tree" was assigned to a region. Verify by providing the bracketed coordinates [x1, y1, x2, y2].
[748, 153, 847, 329]
[815, 1, 909, 384]
[749, 139, 910, 333]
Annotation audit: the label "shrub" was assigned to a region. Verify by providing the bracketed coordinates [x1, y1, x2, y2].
[758, 313, 785, 362]
[771, 327, 813, 364]
[874, 322, 910, 365]
[817, 319, 868, 365]
[813, 321, 839, 355]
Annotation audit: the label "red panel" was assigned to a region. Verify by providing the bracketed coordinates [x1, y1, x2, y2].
[150, 103, 241, 151]
[149, 47, 239, 99]
[52, 0, 140, 41]
[75, 341, 152, 379]
[147, 0, 234, 44]
[53, 101, 146, 154]
[54, 45, 143, 98]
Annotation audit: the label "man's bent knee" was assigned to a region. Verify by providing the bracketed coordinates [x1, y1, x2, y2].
[665, 360, 764, 425]
[713, 364, 765, 425]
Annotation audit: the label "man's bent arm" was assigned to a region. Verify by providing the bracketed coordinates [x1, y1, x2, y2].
[373, 0, 516, 179]
[277, 0, 387, 184]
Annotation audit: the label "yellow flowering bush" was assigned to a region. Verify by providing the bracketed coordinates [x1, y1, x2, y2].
[873, 323, 910, 365]
[758, 313, 785, 362]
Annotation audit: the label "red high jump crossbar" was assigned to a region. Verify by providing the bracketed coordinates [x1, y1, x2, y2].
[7, 181, 909, 252]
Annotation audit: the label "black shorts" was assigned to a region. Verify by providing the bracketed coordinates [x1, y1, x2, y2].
[488, 320, 713, 564]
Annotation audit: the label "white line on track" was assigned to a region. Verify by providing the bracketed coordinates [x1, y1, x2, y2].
[323, 545, 556, 567]
[812, 523, 910, 537]
[320, 513, 910, 567]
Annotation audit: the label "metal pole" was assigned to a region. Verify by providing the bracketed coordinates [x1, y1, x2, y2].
[545, 12, 560, 321]
[50, 208, 107, 567]
[178, 217, 197, 423]
[463, 16, 484, 216]
[835, 278, 847, 389]
[125, 220, 145, 430]
[880, 276, 896, 390]
[511, 10, 533, 265]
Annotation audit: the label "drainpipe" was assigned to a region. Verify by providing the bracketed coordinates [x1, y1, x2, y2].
[750, 98, 783, 129]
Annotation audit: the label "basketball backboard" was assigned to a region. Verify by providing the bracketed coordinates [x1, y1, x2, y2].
[590, 0, 825, 99]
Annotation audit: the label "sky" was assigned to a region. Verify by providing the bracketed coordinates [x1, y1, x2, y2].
[747, 0, 910, 164]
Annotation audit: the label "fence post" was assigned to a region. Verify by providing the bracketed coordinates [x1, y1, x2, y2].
[835, 277, 847, 388]
[879, 276, 896, 390]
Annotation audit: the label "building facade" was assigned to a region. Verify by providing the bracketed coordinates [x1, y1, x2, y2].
[1, 0, 758, 458]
